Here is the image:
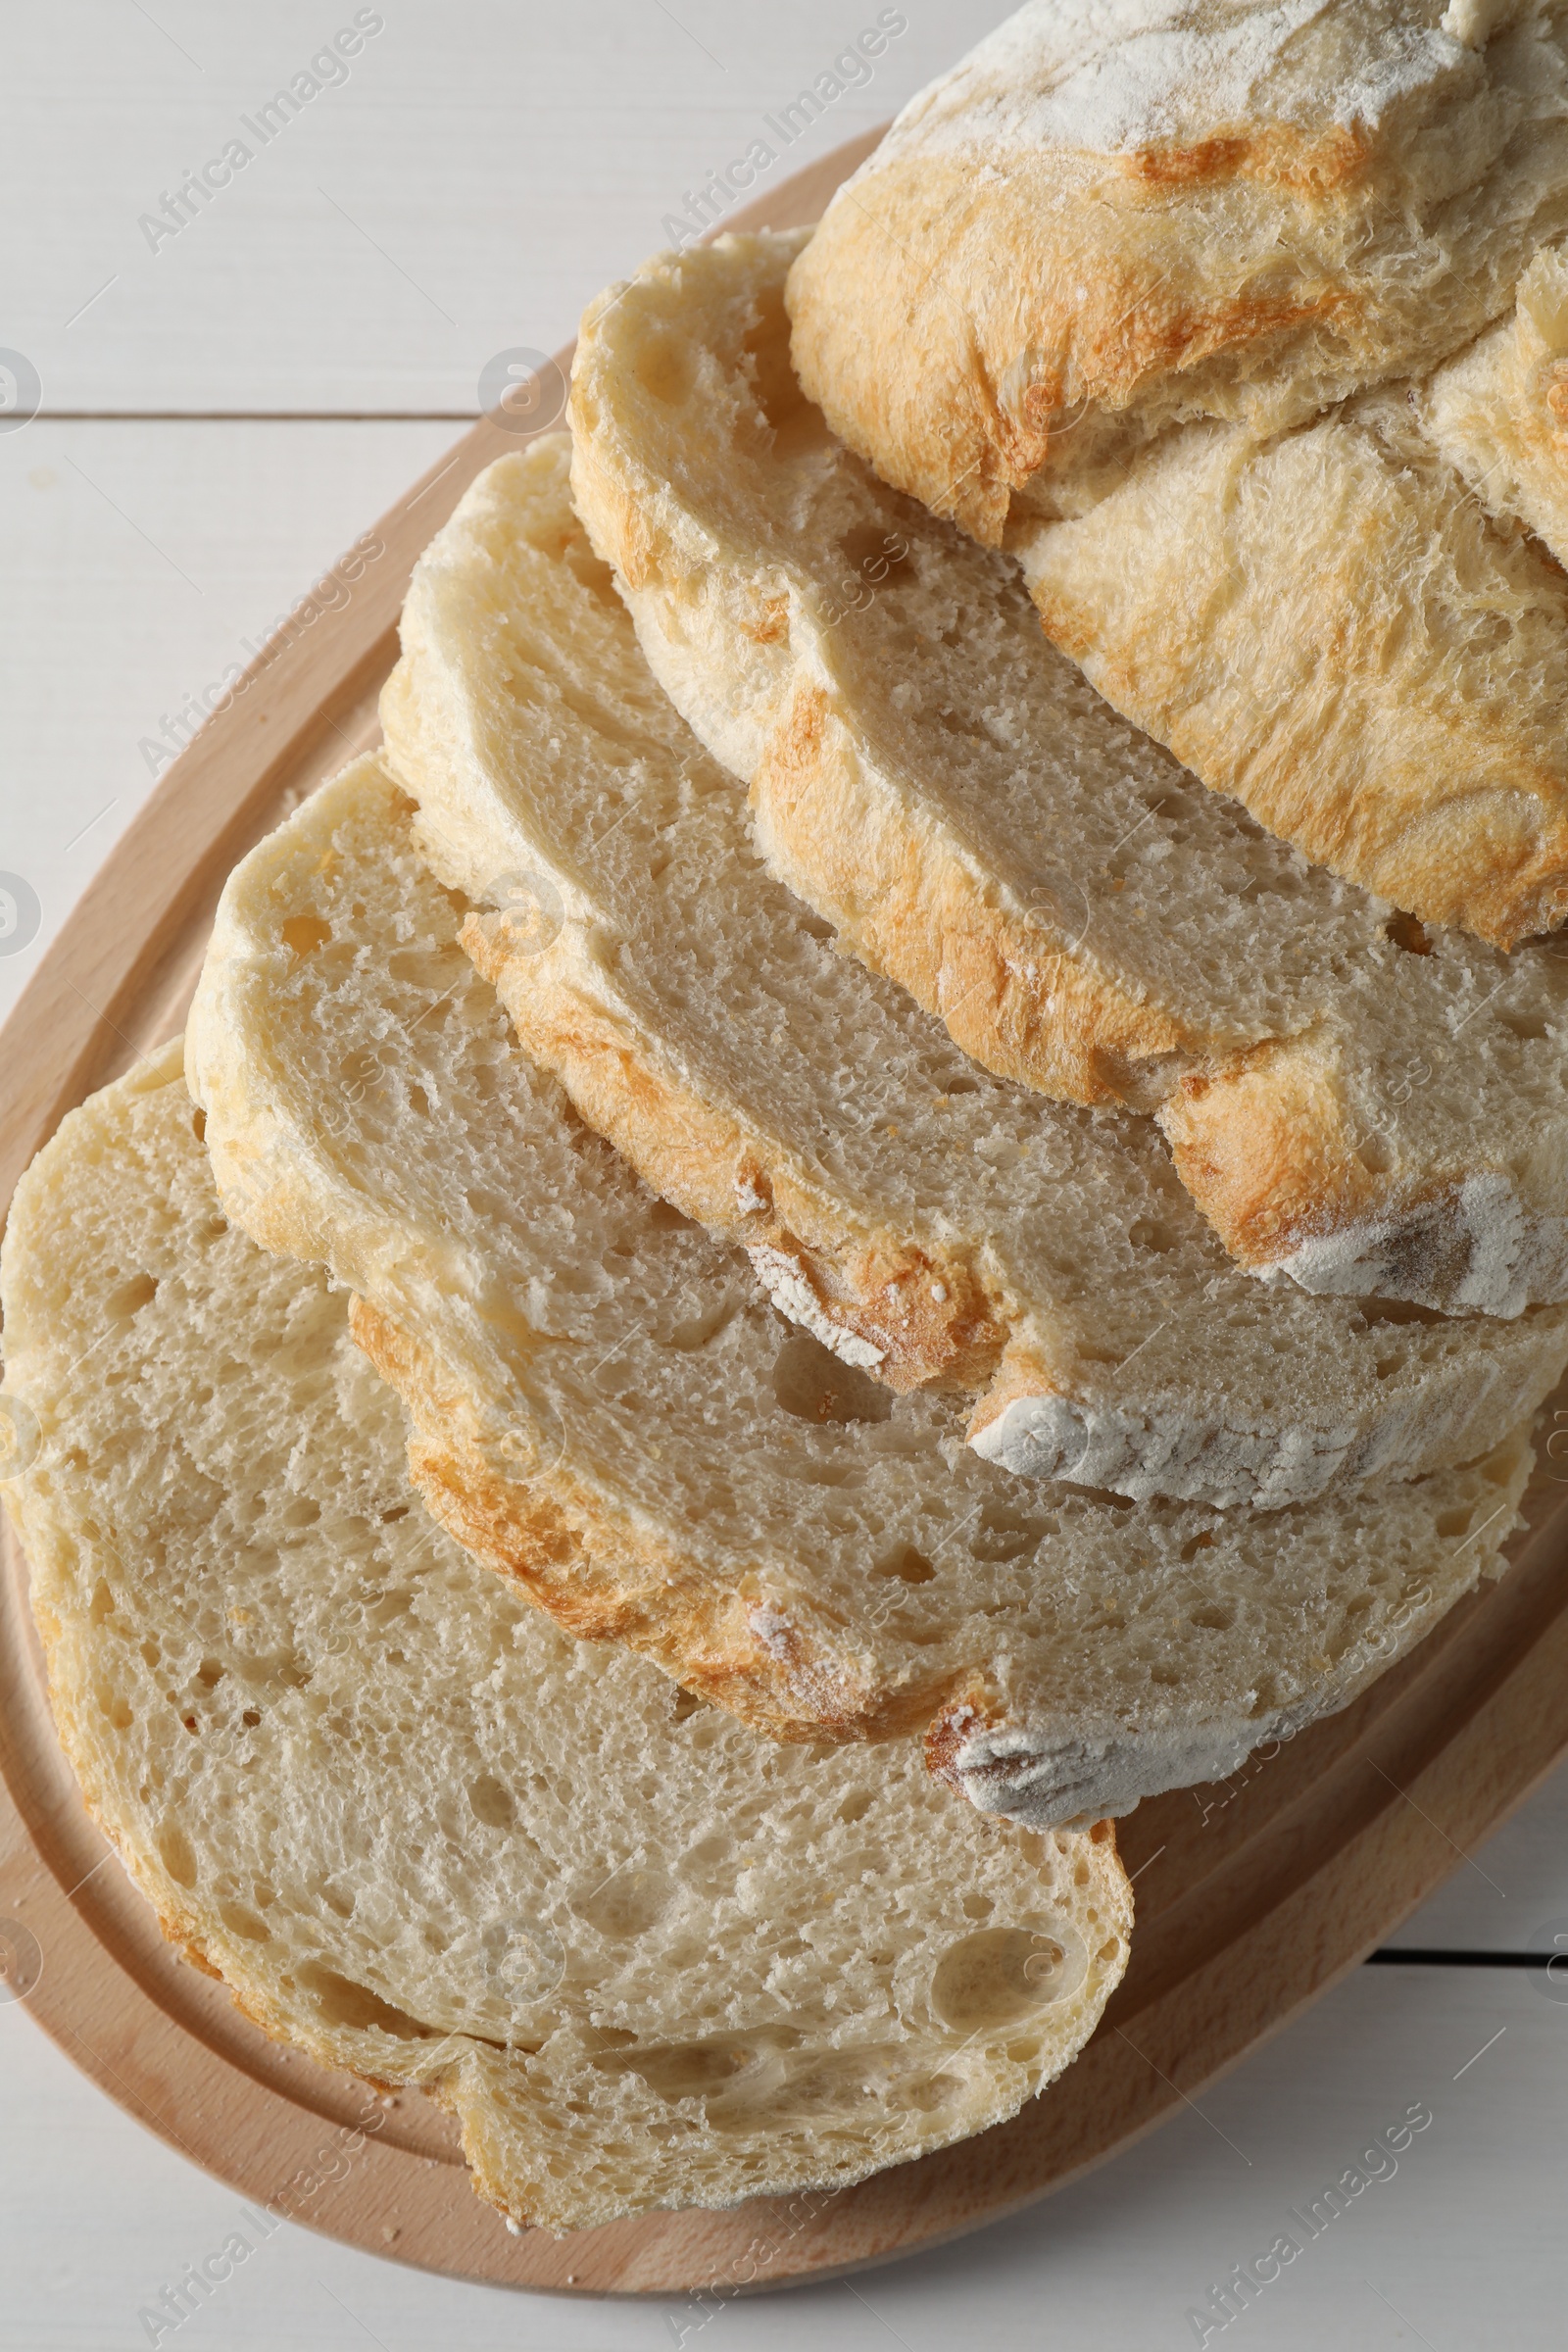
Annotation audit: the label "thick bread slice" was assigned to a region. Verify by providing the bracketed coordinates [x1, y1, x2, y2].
[785, 0, 1568, 543]
[187, 757, 1537, 1821]
[0, 1040, 1131, 2231]
[568, 230, 1568, 1315]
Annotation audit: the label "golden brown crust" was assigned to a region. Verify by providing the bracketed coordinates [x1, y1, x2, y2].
[788, 153, 1369, 545]
[1156, 1039, 1387, 1270]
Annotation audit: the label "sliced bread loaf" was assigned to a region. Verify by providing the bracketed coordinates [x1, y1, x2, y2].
[0, 1040, 1131, 2231]
[380, 437, 1568, 1511]
[567, 227, 1568, 1315]
[186, 757, 1538, 1822]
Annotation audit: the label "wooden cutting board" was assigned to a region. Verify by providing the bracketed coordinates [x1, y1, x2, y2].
[5, 127, 1568, 2299]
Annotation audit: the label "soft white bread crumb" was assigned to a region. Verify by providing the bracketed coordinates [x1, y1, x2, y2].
[0, 1041, 1132, 2232]
[185, 758, 1538, 1821]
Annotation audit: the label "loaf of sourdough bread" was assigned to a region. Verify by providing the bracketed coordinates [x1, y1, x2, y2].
[0, 1040, 1131, 2230]
[186, 757, 1538, 1824]
[568, 227, 1568, 1312]
[784, 3, 1568, 944]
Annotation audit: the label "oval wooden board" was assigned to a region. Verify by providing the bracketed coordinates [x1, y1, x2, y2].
[5, 128, 1568, 2299]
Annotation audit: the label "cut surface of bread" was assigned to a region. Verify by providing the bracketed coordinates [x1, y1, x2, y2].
[186, 758, 1538, 1821]
[567, 231, 1568, 1316]
[0, 1040, 1131, 2231]
[785, 0, 1568, 543]
[380, 436, 1568, 1511]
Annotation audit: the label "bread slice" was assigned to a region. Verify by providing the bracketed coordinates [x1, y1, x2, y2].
[380, 435, 1568, 1511]
[0, 1039, 1132, 2232]
[1015, 382, 1568, 948]
[186, 756, 1538, 1822]
[784, 0, 1568, 543]
[567, 227, 1568, 1314]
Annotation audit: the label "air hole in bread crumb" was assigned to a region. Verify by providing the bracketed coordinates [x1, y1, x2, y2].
[772, 1331, 893, 1426]
[157, 1823, 198, 1887]
[280, 913, 331, 956]
[297, 1963, 437, 2038]
[190, 1106, 206, 1141]
[106, 1272, 158, 1318]
[1385, 911, 1432, 955]
[220, 1901, 272, 1943]
[1129, 1220, 1180, 1253]
[669, 1300, 738, 1352]
[632, 326, 696, 407]
[873, 1543, 935, 1586]
[1179, 1532, 1216, 1564]
[1188, 1600, 1233, 1631]
[573, 1866, 677, 1939]
[1356, 1297, 1446, 1329]
[670, 1687, 705, 1723]
[975, 1505, 1048, 1562]
[930, 1925, 1085, 2029]
[467, 1773, 517, 1830]
[1435, 1507, 1473, 1538]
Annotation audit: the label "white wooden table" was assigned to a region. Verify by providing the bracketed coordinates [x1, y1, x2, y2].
[4, 8, 1568, 2344]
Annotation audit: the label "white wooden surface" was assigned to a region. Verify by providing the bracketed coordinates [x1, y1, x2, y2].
[3, 7, 1568, 2345]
